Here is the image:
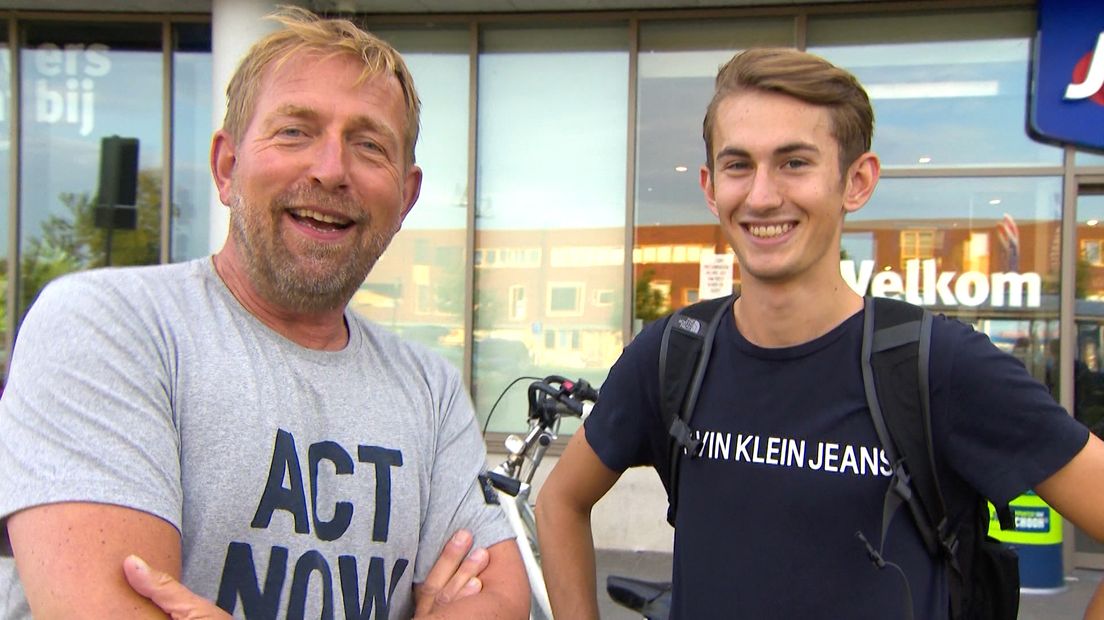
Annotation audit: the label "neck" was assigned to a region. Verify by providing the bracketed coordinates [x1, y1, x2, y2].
[211, 248, 350, 351]
[734, 273, 862, 348]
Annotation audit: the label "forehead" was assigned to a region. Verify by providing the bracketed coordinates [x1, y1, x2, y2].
[250, 51, 405, 125]
[712, 90, 838, 152]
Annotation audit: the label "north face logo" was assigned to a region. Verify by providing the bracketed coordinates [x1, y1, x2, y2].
[675, 316, 702, 335]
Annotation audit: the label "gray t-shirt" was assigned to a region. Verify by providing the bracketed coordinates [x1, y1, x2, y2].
[0, 259, 515, 619]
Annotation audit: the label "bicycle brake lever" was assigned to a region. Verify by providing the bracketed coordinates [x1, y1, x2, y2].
[484, 471, 523, 497]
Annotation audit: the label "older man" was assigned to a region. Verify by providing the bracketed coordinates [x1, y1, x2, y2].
[0, 8, 527, 619]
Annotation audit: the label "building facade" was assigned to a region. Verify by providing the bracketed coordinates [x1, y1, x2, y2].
[1, 0, 1103, 572]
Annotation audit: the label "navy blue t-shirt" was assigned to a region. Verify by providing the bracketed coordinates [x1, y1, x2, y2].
[585, 307, 1088, 619]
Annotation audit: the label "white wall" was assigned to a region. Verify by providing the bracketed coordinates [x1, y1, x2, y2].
[492, 450, 675, 553]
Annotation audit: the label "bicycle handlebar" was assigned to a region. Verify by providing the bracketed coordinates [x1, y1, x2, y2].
[527, 375, 599, 428]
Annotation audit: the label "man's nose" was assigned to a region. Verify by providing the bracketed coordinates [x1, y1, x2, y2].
[308, 134, 350, 191]
[746, 167, 782, 209]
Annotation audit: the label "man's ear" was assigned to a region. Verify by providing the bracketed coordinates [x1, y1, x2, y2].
[842, 152, 880, 215]
[210, 130, 237, 207]
[400, 164, 423, 224]
[700, 165, 719, 217]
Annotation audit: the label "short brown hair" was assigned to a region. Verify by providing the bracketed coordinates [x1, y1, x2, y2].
[702, 48, 873, 176]
[223, 6, 421, 167]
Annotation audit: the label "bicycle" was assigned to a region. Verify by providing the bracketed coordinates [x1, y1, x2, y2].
[481, 374, 672, 620]
[481, 374, 598, 620]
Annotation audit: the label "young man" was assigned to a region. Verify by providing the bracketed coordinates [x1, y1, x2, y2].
[0, 8, 528, 619]
[536, 48, 1104, 618]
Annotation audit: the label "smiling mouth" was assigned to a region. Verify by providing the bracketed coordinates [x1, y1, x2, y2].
[746, 223, 794, 239]
[289, 208, 354, 232]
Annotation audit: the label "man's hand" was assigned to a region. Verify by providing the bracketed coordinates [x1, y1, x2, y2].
[124, 530, 491, 620]
[413, 529, 490, 617]
[123, 555, 231, 620]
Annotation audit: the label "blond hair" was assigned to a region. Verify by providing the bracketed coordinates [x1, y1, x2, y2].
[703, 48, 873, 176]
[223, 6, 421, 166]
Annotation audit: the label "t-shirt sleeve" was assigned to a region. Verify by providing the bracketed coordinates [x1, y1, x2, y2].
[412, 368, 515, 582]
[0, 273, 182, 553]
[583, 317, 668, 476]
[931, 317, 1089, 506]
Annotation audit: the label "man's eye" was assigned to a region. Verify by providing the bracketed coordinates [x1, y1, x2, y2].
[783, 159, 809, 169]
[277, 127, 306, 138]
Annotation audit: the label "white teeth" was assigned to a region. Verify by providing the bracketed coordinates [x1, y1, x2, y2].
[748, 223, 793, 238]
[291, 208, 351, 225]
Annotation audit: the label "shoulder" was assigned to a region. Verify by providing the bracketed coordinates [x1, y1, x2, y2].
[927, 313, 1003, 373]
[33, 260, 204, 307]
[23, 261, 206, 332]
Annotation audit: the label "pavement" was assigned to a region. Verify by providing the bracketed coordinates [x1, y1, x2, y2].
[594, 549, 1102, 619]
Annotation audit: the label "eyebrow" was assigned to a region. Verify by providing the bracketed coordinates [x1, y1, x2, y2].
[265, 104, 399, 145]
[267, 104, 318, 125]
[715, 141, 822, 160]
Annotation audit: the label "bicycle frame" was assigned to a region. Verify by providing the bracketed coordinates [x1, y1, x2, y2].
[490, 410, 562, 619]
[484, 376, 594, 620]
[495, 481, 552, 620]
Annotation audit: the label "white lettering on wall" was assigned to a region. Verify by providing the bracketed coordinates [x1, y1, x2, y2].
[33, 42, 110, 136]
[841, 258, 1043, 308]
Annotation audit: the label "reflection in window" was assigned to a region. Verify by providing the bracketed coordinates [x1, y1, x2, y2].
[548, 284, 583, 316]
[357, 29, 470, 373]
[633, 18, 792, 329]
[475, 25, 627, 432]
[1078, 151, 1104, 167]
[808, 9, 1062, 168]
[172, 23, 212, 262]
[18, 22, 163, 326]
[842, 232, 874, 263]
[1084, 240, 1104, 267]
[508, 285, 526, 321]
[900, 230, 935, 263]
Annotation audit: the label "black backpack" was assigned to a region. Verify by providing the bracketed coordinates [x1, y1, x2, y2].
[658, 294, 1021, 620]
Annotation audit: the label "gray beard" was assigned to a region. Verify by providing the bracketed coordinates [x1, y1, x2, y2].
[228, 187, 395, 313]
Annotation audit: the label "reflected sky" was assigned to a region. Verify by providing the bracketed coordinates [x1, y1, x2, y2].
[476, 40, 628, 230]
[859, 177, 1063, 223]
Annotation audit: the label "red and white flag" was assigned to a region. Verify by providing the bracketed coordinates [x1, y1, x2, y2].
[997, 213, 1020, 271]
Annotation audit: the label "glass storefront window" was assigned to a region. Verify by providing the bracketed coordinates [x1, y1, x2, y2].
[17, 21, 163, 324]
[1074, 191, 1104, 435]
[1075, 189, 1104, 556]
[0, 27, 9, 381]
[358, 28, 470, 375]
[634, 18, 792, 325]
[171, 23, 212, 262]
[808, 9, 1063, 168]
[475, 25, 628, 432]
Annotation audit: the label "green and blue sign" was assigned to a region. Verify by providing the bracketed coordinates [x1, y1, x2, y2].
[1028, 0, 1104, 153]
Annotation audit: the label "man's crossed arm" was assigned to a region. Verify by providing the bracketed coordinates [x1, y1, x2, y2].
[9, 502, 528, 619]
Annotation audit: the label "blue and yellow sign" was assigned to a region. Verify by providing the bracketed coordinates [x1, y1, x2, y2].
[989, 491, 1064, 590]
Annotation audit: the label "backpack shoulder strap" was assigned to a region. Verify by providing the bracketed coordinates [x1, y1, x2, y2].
[659, 294, 734, 525]
[861, 297, 1016, 619]
[862, 296, 947, 557]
